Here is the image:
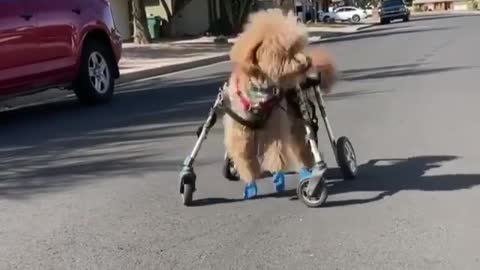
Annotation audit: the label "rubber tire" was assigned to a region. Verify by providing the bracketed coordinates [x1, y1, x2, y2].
[352, 15, 361, 23]
[74, 40, 115, 105]
[323, 16, 330, 23]
[297, 178, 328, 208]
[182, 183, 194, 206]
[403, 15, 410, 22]
[336, 136, 357, 180]
[222, 155, 239, 181]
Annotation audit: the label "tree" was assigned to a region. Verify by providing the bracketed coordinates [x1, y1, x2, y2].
[208, 0, 257, 35]
[131, 0, 151, 44]
[273, 0, 295, 12]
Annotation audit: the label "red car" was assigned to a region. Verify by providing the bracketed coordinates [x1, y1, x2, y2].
[0, 0, 122, 104]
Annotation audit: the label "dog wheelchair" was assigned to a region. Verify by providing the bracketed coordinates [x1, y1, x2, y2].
[178, 75, 358, 208]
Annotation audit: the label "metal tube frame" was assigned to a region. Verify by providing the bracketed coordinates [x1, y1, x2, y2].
[313, 85, 338, 162]
[182, 91, 224, 168]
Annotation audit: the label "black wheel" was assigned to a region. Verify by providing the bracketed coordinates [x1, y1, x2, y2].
[179, 167, 196, 206]
[352, 15, 361, 23]
[336, 136, 358, 180]
[323, 16, 330, 23]
[380, 18, 386, 24]
[296, 178, 328, 208]
[182, 183, 194, 206]
[222, 155, 239, 181]
[74, 40, 116, 105]
[403, 15, 410, 22]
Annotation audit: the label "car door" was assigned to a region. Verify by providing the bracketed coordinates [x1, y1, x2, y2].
[0, 0, 38, 96]
[24, 0, 83, 81]
[334, 8, 345, 20]
[343, 7, 356, 19]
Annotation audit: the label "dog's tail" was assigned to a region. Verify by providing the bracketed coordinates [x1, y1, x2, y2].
[307, 48, 337, 94]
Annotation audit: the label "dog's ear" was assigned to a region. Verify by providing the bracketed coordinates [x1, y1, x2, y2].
[229, 33, 263, 74]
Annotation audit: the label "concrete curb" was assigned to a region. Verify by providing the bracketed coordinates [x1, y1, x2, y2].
[117, 54, 230, 84]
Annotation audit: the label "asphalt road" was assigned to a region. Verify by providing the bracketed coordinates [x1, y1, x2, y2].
[1, 14, 480, 270]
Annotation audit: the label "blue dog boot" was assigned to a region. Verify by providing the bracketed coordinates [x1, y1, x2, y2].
[299, 167, 312, 182]
[299, 162, 327, 182]
[243, 182, 258, 200]
[272, 172, 286, 193]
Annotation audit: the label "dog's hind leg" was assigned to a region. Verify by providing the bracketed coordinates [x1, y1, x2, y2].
[260, 107, 292, 193]
[224, 116, 261, 199]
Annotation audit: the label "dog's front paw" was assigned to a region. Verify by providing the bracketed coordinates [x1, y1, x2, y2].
[243, 182, 258, 200]
[272, 172, 286, 193]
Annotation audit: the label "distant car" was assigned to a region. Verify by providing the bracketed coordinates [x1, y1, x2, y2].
[0, 0, 122, 105]
[379, 0, 411, 24]
[318, 10, 336, 23]
[319, 6, 368, 23]
[334, 6, 368, 23]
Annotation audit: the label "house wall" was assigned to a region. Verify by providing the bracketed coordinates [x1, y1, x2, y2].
[454, 2, 468, 10]
[145, 0, 171, 20]
[110, 0, 131, 40]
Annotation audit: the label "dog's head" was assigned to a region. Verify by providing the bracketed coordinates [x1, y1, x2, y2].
[229, 9, 310, 87]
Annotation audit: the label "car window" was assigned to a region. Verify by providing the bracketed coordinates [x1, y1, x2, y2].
[336, 8, 345, 12]
[382, 0, 405, 7]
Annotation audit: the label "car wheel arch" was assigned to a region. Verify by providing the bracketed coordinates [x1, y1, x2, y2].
[77, 28, 119, 79]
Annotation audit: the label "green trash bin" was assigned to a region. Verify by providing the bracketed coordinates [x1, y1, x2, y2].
[147, 16, 161, 39]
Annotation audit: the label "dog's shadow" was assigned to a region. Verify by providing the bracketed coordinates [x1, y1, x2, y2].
[191, 155, 480, 207]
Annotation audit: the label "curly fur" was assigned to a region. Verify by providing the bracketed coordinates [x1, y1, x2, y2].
[224, 8, 337, 185]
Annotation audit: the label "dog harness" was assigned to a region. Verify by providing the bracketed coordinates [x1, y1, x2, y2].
[222, 78, 283, 130]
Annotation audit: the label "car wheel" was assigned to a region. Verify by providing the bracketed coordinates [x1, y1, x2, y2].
[74, 40, 115, 105]
[403, 15, 410, 22]
[323, 16, 330, 23]
[352, 14, 361, 23]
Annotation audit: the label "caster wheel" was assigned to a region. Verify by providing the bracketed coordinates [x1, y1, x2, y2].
[296, 178, 328, 208]
[222, 155, 239, 181]
[336, 136, 358, 180]
[182, 183, 194, 206]
[179, 167, 196, 206]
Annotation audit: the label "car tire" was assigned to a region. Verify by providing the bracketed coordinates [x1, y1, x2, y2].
[73, 40, 115, 105]
[323, 16, 330, 23]
[352, 15, 361, 23]
[403, 15, 410, 22]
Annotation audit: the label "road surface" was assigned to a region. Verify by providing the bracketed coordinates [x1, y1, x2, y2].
[1, 14, 480, 270]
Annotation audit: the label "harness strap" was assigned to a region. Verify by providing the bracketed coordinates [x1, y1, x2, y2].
[222, 105, 266, 130]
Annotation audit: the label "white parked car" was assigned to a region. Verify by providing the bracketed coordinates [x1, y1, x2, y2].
[318, 10, 336, 23]
[334, 6, 368, 23]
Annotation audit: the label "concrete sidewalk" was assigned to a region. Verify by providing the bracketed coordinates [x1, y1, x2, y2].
[117, 23, 373, 84]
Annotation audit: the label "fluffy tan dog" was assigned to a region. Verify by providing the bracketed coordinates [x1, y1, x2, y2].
[222, 8, 337, 199]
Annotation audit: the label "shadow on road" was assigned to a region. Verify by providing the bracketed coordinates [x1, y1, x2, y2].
[342, 66, 472, 81]
[324, 155, 480, 207]
[313, 26, 455, 44]
[0, 71, 389, 199]
[412, 13, 480, 23]
[191, 155, 480, 207]
[0, 73, 230, 198]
